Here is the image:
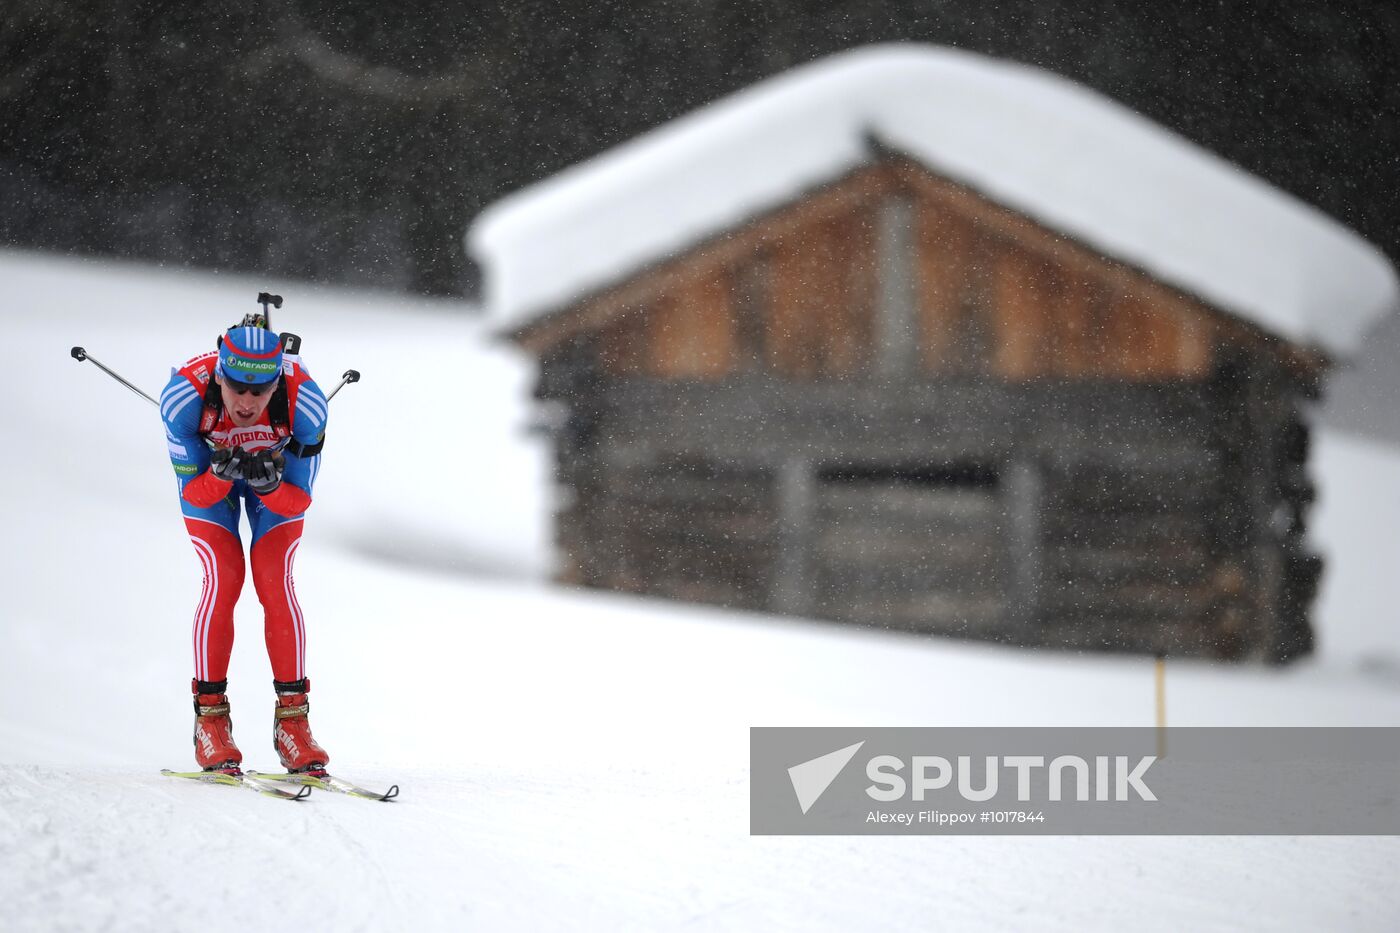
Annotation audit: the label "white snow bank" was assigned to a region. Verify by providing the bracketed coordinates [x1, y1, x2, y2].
[1311, 428, 1400, 672]
[469, 44, 1398, 358]
[3, 252, 1400, 931]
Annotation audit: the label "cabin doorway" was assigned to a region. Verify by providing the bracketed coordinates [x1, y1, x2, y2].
[810, 462, 1011, 636]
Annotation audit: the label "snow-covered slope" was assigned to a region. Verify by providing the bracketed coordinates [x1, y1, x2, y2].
[2, 251, 1399, 931]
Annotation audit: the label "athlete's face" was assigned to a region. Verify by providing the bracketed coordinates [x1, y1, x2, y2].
[217, 373, 276, 426]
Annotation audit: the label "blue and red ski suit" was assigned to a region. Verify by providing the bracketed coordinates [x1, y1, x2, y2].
[160, 350, 329, 684]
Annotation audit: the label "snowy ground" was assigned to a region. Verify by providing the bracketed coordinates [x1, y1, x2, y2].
[2, 250, 1398, 931]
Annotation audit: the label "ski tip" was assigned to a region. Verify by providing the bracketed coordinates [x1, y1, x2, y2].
[381, 784, 400, 801]
[295, 784, 312, 800]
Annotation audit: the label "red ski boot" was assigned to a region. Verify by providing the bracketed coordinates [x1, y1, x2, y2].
[272, 679, 330, 773]
[192, 679, 242, 771]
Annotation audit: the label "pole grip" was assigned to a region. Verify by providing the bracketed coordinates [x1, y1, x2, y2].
[325, 369, 361, 401]
[69, 346, 159, 407]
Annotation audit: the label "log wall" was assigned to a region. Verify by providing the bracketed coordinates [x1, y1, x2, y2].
[524, 158, 1325, 662]
[534, 364, 1320, 660]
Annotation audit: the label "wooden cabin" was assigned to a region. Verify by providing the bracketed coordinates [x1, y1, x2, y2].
[470, 47, 1398, 663]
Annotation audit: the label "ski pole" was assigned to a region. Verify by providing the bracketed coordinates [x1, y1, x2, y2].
[70, 347, 159, 408]
[326, 369, 361, 401]
[72, 347, 361, 406]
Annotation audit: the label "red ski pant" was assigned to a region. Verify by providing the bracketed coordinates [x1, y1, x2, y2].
[186, 514, 307, 683]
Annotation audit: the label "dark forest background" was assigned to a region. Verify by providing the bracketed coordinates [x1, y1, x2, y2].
[2, 1, 1397, 300]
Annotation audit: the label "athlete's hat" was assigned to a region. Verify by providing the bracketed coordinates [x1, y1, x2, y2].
[218, 326, 284, 385]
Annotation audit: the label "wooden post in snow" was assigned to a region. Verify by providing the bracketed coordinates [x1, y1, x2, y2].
[1154, 653, 1167, 759]
[771, 456, 815, 617]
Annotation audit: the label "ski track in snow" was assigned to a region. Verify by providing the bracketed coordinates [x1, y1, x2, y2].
[8, 763, 1399, 931]
[2, 251, 1400, 931]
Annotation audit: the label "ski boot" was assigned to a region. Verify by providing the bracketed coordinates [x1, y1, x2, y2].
[192, 679, 242, 771]
[272, 678, 331, 773]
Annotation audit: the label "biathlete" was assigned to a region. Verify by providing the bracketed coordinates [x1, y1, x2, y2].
[160, 318, 331, 773]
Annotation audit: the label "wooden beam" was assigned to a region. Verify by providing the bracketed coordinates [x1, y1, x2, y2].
[770, 457, 815, 616]
[873, 191, 919, 376]
[1005, 457, 1044, 633]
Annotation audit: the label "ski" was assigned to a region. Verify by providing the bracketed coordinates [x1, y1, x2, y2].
[248, 769, 399, 801]
[161, 768, 312, 800]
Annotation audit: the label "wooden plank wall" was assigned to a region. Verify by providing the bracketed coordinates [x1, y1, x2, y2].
[914, 195, 1218, 381]
[1037, 460, 1224, 653]
[584, 162, 1223, 384]
[811, 476, 1009, 635]
[579, 457, 778, 610]
[538, 355, 1318, 658]
[768, 210, 877, 377]
[526, 158, 1327, 660]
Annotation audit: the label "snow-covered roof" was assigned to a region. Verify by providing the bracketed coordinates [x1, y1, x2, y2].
[468, 44, 1399, 358]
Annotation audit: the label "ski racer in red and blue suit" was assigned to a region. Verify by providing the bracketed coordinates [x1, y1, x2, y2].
[160, 323, 331, 773]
